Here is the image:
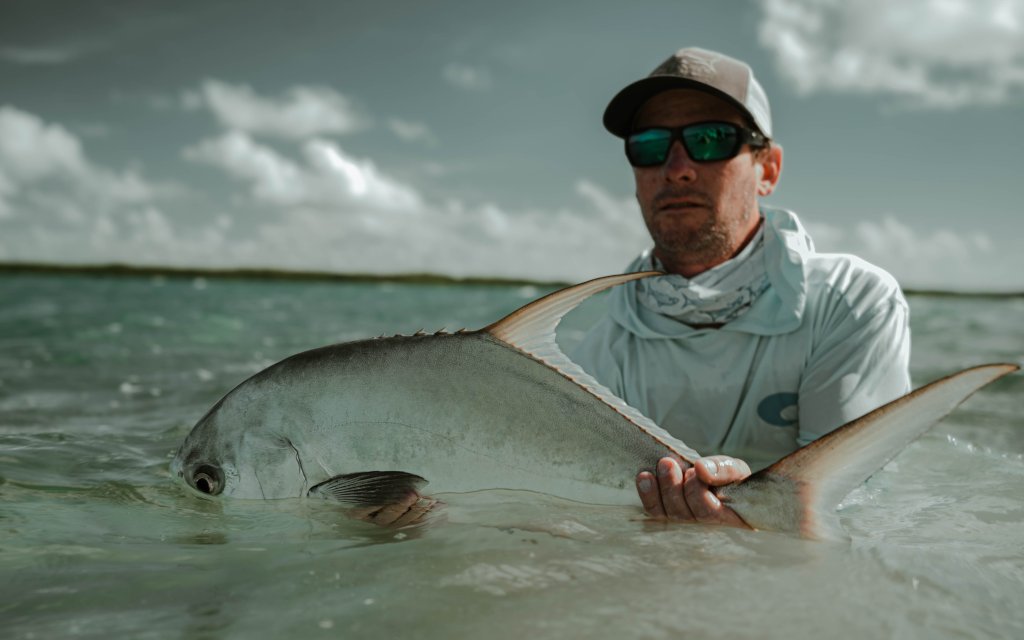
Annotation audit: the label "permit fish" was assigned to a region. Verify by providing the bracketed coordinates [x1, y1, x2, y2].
[171, 273, 1018, 540]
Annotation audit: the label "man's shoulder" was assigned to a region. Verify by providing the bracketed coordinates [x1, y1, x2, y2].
[803, 250, 906, 319]
[805, 250, 900, 287]
[764, 208, 897, 299]
[761, 208, 904, 311]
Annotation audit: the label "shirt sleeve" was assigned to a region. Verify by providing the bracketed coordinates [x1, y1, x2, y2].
[796, 293, 911, 446]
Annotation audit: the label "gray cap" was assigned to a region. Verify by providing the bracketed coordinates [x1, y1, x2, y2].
[603, 47, 772, 139]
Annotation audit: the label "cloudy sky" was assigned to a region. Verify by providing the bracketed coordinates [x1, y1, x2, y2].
[1, 0, 1021, 291]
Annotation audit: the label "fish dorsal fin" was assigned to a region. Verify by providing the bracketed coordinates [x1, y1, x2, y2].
[483, 272, 702, 462]
[764, 363, 1018, 538]
[484, 272, 660, 350]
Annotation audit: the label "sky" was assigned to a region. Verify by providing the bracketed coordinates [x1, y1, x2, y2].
[0, 0, 1022, 291]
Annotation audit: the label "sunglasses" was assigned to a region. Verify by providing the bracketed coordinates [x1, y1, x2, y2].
[625, 121, 768, 167]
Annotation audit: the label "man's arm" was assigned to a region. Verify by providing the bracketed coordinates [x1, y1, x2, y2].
[796, 296, 910, 444]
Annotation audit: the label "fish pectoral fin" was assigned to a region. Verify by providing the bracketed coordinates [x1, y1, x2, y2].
[307, 471, 427, 507]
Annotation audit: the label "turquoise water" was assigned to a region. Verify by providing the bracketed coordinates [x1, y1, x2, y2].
[2, 274, 1023, 639]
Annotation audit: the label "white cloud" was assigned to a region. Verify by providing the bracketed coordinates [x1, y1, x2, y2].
[759, 0, 1024, 108]
[388, 118, 437, 145]
[2, 106, 1016, 291]
[201, 178, 649, 282]
[183, 131, 422, 212]
[805, 216, 1014, 291]
[178, 126, 651, 280]
[0, 107, 196, 266]
[443, 63, 492, 91]
[0, 98, 635, 282]
[182, 80, 365, 139]
[0, 107, 83, 183]
[0, 105, 153, 219]
[183, 131, 305, 204]
[178, 129, 649, 280]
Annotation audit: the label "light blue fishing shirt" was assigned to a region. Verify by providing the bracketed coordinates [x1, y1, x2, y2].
[571, 208, 911, 471]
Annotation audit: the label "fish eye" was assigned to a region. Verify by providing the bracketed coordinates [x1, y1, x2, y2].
[192, 464, 224, 496]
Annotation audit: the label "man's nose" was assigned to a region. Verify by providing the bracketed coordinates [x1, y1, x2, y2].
[663, 140, 697, 182]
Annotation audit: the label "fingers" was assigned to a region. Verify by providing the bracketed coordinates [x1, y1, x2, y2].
[636, 457, 695, 521]
[637, 456, 751, 529]
[636, 470, 665, 519]
[683, 466, 728, 523]
[353, 490, 439, 528]
[693, 455, 752, 486]
[657, 457, 695, 521]
[366, 492, 419, 525]
[389, 497, 438, 528]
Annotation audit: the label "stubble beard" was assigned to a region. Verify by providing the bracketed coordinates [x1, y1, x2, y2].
[648, 208, 735, 271]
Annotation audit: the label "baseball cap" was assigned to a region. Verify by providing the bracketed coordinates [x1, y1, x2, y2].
[603, 47, 772, 139]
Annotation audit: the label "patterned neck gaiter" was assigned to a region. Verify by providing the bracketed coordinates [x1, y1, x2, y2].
[636, 223, 770, 326]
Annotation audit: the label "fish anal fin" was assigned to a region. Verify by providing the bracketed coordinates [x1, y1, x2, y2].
[307, 471, 426, 507]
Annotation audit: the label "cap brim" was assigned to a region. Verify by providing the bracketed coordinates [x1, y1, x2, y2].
[603, 76, 758, 138]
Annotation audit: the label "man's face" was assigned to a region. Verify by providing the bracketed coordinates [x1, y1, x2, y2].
[631, 89, 781, 276]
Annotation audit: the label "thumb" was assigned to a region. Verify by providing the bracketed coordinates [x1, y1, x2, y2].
[694, 456, 751, 486]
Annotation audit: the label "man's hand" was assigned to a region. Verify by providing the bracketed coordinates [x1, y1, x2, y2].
[349, 490, 439, 528]
[636, 455, 751, 528]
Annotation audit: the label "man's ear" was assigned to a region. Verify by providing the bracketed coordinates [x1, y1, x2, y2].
[757, 144, 783, 196]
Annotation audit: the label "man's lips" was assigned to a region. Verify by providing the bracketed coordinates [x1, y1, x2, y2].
[656, 199, 707, 212]
[653, 190, 710, 212]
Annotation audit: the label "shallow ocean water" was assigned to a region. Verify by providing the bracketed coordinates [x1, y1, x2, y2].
[1, 273, 1023, 639]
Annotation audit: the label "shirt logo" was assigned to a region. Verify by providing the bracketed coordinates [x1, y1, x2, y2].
[757, 392, 799, 427]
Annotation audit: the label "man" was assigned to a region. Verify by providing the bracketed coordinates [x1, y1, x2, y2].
[570, 47, 911, 526]
[363, 47, 910, 529]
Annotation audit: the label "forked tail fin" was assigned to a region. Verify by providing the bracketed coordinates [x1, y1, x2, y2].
[720, 363, 1018, 540]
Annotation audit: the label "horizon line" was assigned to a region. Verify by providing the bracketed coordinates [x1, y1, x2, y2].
[0, 261, 1020, 298]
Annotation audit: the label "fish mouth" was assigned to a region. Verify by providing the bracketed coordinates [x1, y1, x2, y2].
[169, 449, 185, 479]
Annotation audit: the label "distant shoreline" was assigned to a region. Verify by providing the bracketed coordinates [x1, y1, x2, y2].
[1, 261, 1020, 298]
[0, 261, 566, 289]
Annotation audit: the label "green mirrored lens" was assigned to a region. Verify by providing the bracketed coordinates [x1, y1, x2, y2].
[682, 123, 739, 161]
[627, 129, 671, 166]
[626, 123, 747, 166]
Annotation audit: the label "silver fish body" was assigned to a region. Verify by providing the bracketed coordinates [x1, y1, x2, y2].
[173, 331, 678, 504]
[172, 273, 1018, 539]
